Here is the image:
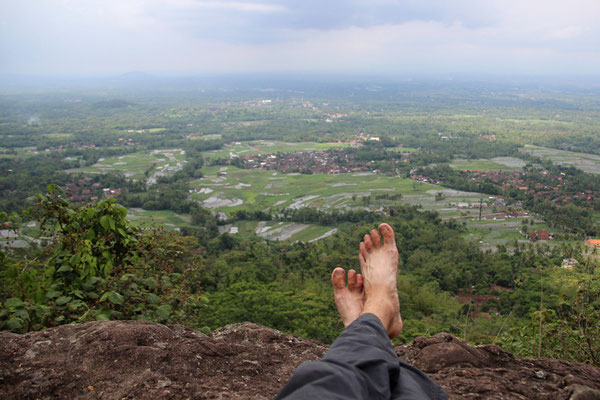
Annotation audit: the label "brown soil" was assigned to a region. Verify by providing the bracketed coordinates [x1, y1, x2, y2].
[1, 321, 600, 399]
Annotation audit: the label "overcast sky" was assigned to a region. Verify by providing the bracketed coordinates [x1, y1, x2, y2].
[2, 0, 600, 76]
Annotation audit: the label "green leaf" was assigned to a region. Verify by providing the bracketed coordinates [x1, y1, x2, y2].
[99, 292, 110, 302]
[86, 229, 96, 240]
[14, 309, 29, 320]
[117, 227, 127, 237]
[57, 264, 72, 273]
[95, 309, 111, 321]
[101, 260, 113, 274]
[4, 297, 24, 309]
[70, 253, 81, 265]
[55, 296, 72, 306]
[156, 305, 172, 321]
[133, 304, 145, 312]
[145, 293, 160, 304]
[200, 326, 211, 334]
[108, 216, 116, 230]
[45, 290, 61, 299]
[107, 291, 124, 305]
[117, 206, 127, 218]
[140, 278, 157, 289]
[68, 300, 86, 311]
[85, 276, 101, 285]
[6, 317, 23, 331]
[100, 215, 110, 230]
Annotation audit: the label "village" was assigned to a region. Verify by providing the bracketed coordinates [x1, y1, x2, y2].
[465, 169, 600, 207]
[64, 178, 123, 203]
[234, 149, 377, 174]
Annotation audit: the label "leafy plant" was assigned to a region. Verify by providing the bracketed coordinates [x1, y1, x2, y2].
[0, 185, 206, 332]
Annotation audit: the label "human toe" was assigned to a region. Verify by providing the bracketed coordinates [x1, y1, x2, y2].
[363, 234, 373, 252]
[370, 229, 381, 248]
[379, 223, 396, 249]
[331, 268, 346, 289]
[347, 269, 356, 290]
[356, 274, 363, 290]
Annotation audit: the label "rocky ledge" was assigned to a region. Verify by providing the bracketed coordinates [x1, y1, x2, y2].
[1, 321, 600, 399]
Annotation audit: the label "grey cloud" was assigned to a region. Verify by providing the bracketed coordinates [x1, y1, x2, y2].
[140, 0, 503, 44]
[1, 0, 600, 75]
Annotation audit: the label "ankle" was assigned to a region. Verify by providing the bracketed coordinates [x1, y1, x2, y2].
[362, 297, 394, 330]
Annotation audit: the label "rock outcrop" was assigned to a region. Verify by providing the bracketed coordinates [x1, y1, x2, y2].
[1, 320, 600, 399]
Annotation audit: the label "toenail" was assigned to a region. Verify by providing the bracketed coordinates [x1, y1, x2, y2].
[335, 270, 344, 276]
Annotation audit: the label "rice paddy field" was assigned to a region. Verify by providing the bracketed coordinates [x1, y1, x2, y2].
[450, 157, 526, 171]
[116, 164, 529, 245]
[68, 149, 187, 181]
[126, 209, 192, 230]
[58, 141, 579, 247]
[190, 165, 445, 213]
[521, 145, 600, 174]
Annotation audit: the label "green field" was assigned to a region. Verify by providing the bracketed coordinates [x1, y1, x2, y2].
[43, 133, 73, 139]
[68, 148, 187, 181]
[450, 157, 524, 171]
[389, 146, 418, 153]
[190, 166, 502, 218]
[461, 216, 573, 252]
[190, 165, 442, 213]
[521, 145, 600, 174]
[202, 140, 350, 160]
[462, 219, 527, 249]
[57, 141, 580, 247]
[190, 134, 222, 140]
[126, 209, 192, 230]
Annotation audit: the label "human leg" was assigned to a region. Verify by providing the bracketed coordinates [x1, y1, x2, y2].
[278, 223, 446, 400]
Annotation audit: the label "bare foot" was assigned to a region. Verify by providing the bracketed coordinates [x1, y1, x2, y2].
[331, 267, 364, 327]
[359, 223, 403, 339]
